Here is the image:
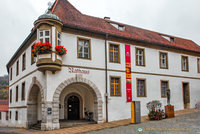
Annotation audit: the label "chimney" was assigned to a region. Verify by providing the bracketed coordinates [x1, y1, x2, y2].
[104, 17, 110, 20]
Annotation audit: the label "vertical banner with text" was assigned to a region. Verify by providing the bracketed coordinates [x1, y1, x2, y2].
[125, 44, 132, 102]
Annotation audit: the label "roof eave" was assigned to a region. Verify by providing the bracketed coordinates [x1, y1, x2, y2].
[63, 24, 200, 55]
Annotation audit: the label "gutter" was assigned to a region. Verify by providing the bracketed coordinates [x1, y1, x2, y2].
[105, 34, 108, 122]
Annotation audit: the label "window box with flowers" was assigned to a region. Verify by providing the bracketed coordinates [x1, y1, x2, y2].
[55, 46, 67, 61]
[32, 42, 67, 73]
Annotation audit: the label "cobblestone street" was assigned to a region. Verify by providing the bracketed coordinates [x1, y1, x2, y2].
[0, 110, 199, 134]
[85, 111, 200, 134]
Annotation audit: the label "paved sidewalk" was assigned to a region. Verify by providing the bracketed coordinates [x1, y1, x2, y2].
[0, 108, 198, 134]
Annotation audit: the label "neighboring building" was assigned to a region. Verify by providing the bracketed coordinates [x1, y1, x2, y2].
[0, 100, 9, 127]
[6, 0, 200, 130]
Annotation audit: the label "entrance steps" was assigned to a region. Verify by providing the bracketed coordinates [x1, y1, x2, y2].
[30, 122, 41, 130]
[60, 120, 95, 128]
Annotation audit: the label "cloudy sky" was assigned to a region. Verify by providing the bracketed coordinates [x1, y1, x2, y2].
[0, 0, 200, 76]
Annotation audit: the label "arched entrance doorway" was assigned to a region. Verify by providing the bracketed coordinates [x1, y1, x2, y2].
[67, 95, 80, 120]
[27, 84, 42, 128]
[52, 76, 103, 128]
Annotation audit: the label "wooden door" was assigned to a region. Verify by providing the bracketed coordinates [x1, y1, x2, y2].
[68, 95, 80, 120]
[183, 83, 190, 109]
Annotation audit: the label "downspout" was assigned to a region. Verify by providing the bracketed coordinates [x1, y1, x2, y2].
[105, 34, 108, 122]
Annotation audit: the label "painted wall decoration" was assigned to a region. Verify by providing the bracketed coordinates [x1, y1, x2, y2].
[125, 44, 132, 102]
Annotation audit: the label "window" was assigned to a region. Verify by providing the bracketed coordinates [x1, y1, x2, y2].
[110, 77, 121, 96]
[10, 89, 12, 103]
[10, 68, 12, 81]
[57, 32, 61, 46]
[182, 56, 189, 71]
[39, 30, 50, 43]
[15, 111, 18, 121]
[22, 53, 26, 71]
[161, 35, 174, 42]
[16, 60, 19, 76]
[160, 52, 168, 69]
[31, 45, 35, 65]
[118, 25, 125, 31]
[109, 44, 120, 63]
[21, 82, 25, 101]
[10, 111, 11, 119]
[6, 112, 8, 120]
[161, 81, 169, 97]
[197, 58, 200, 73]
[77, 37, 91, 59]
[137, 79, 146, 97]
[16, 86, 18, 102]
[136, 48, 145, 66]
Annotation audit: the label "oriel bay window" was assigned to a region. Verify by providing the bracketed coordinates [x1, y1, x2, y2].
[77, 37, 91, 59]
[161, 80, 169, 98]
[109, 43, 120, 63]
[39, 30, 50, 43]
[160, 52, 168, 69]
[110, 77, 121, 96]
[137, 79, 146, 97]
[136, 48, 145, 66]
[182, 56, 189, 71]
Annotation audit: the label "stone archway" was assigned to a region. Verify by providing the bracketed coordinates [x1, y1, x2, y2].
[27, 77, 45, 128]
[52, 75, 103, 126]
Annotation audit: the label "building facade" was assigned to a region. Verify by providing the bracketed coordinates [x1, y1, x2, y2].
[6, 0, 200, 130]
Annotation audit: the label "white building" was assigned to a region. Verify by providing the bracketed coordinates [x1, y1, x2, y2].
[6, 0, 200, 130]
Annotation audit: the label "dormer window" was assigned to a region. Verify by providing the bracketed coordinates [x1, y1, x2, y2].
[110, 23, 125, 31]
[170, 37, 174, 42]
[118, 25, 125, 31]
[39, 30, 50, 43]
[161, 35, 174, 43]
[57, 32, 61, 46]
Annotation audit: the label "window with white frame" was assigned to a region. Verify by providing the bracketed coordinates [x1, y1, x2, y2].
[160, 52, 168, 69]
[57, 32, 61, 46]
[161, 81, 168, 97]
[39, 30, 50, 43]
[182, 56, 189, 71]
[136, 48, 145, 66]
[137, 79, 146, 97]
[78, 37, 90, 59]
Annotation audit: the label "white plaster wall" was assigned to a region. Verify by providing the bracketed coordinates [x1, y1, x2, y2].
[6, 31, 200, 127]
[9, 108, 27, 128]
[0, 112, 9, 127]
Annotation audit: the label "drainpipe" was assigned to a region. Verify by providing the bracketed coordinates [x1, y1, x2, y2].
[105, 34, 108, 122]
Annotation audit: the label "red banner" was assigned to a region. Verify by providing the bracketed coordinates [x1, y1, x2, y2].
[125, 44, 132, 102]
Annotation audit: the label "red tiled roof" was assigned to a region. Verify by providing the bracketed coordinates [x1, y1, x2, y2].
[0, 100, 8, 112]
[51, 0, 200, 53]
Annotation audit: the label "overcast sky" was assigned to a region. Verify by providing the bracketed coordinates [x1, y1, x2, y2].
[0, 0, 200, 76]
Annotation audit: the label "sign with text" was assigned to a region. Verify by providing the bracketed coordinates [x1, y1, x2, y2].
[68, 67, 90, 74]
[125, 44, 132, 102]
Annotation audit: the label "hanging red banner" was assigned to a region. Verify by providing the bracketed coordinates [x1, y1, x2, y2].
[125, 44, 132, 102]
